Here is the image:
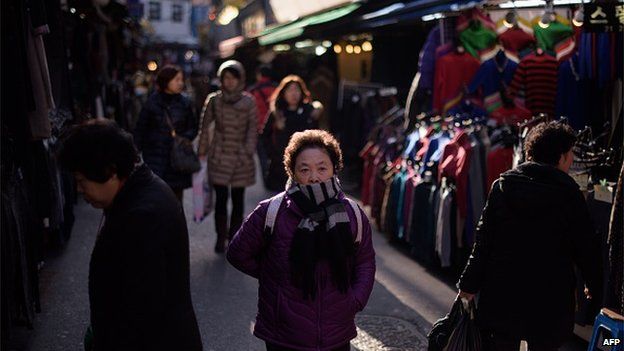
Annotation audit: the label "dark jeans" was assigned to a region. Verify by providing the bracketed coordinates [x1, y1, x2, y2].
[265, 342, 350, 351]
[481, 330, 559, 351]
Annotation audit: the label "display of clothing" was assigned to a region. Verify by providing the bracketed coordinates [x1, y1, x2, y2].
[433, 51, 481, 112]
[468, 51, 519, 112]
[509, 51, 559, 117]
[436, 181, 455, 267]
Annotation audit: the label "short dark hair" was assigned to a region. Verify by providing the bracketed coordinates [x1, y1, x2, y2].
[58, 119, 139, 183]
[156, 65, 182, 91]
[283, 130, 344, 179]
[524, 122, 576, 166]
[256, 64, 272, 78]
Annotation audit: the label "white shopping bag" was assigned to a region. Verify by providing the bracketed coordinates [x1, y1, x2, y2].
[192, 157, 213, 222]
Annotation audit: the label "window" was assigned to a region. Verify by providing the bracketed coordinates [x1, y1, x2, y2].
[149, 1, 161, 21]
[172, 4, 183, 22]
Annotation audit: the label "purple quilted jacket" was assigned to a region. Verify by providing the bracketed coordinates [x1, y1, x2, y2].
[227, 192, 376, 351]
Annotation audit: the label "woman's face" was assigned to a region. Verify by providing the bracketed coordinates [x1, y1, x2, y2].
[283, 82, 303, 108]
[166, 72, 184, 94]
[294, 147, 334, 185]
[222, 71, 240, 93]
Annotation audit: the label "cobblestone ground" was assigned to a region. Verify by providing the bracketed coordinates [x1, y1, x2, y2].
[13, 163, 587, 351]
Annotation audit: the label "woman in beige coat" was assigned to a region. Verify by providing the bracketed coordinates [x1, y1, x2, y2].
[198, 60, 257, 253]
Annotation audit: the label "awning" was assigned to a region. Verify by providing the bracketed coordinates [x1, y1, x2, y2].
[357, 0, 483, 29]
[258, 3, 361, 46]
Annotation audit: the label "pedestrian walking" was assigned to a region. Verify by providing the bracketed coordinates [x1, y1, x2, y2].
[227, 130, 376, 351]
[249, 64, 278, 184]
[457, 121, 603, 350]
[197, 60, 257, 253]
[58, 120, 202, 351]
[133, 64, 198, 202]
[261, 75, 323, 191]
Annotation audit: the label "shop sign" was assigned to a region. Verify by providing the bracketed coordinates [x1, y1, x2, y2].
[584, 3, 624, 32]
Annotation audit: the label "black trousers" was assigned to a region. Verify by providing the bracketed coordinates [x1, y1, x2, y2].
[213, 184, 245, 220]
[265, 342, 350, 351]
[481, 330, 559, 351]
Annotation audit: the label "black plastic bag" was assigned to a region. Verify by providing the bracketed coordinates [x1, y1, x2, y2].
[428, 298, 481, 351]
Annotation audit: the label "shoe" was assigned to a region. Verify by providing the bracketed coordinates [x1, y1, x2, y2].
[214, 214, 228, 253]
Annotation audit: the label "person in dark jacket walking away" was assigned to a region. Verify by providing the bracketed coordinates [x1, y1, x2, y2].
[458, 121, 603, 351]
[227, 130, 376, 351]
[262, 75, 323, 191]
[133, 65, 198, 202]
[58, 120, 202, 351]
[198, 60, 257, 253]
[249, 64, 277, 184]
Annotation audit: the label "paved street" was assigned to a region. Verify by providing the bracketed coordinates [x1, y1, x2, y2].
[15, 167, 587, 351]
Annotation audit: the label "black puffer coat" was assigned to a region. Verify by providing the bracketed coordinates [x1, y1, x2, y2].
[89, 164, 202, 350]
[458, 162, 603, 346]
[134, 92, 198, 190]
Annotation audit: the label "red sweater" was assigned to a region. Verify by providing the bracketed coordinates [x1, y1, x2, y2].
[487, 147, 514, 190]
[499, 27, 536, 54]
[490, 105, 532, 125]
[433, 52, 480, 112]
[509, 52, 559, 117]
[439, 130, 473, 218]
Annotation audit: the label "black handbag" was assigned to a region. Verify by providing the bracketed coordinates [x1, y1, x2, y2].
[163, 107, 201, 174]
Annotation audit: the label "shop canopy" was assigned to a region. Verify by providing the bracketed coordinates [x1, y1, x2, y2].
[258, 2, 362, 46]
[356, 0, 484, 29]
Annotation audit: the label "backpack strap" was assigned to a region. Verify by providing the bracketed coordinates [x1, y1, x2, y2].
[264, 193, 363, 244]
[345, 197, 363, 244]
[264, 192, 285, 238]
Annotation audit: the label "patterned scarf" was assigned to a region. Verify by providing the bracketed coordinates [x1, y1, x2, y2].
[287, 176, 356, 299]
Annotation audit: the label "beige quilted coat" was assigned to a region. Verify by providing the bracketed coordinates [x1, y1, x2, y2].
[198, 61, 257, 187]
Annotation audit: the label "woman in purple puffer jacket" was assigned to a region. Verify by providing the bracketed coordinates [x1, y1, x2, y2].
[227, 130, 376, 351]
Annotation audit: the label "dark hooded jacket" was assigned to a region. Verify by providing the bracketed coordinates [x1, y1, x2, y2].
[458, 162, 603, 345]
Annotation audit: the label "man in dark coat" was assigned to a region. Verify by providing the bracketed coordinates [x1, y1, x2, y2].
[458, 122, 603, 351]
[58, 120, 202, 351]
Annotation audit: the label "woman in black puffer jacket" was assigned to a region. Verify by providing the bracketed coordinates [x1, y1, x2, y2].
[134, 65, 198, 201]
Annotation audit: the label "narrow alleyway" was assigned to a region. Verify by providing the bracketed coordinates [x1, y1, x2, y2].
[17, 167, 586, 351]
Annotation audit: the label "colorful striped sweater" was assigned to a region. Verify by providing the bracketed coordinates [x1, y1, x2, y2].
[509, 52, 559, 117]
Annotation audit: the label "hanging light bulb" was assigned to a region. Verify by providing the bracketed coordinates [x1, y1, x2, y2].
[346, 44, 354, 54]
[354, 45, 362, 54]
[362, 41, 373, 52]
[333, 44, 342, 54]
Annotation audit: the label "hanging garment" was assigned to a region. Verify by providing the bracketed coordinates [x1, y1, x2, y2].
[433, 52, 480, 113]
[556, 54, 587, 130]
[486, 146, 514, 190]
[468, 52, 518, 112]
[26, 13, 55, 140]
[490, 104, 532, 126]
[436, 181, 455, 267]
[532, 18, 574, 51]
[498, 27, 537, 55]
[509, 51, 559, 117]
[459, 21, 499, 60]
[439, 130, 473, 219]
